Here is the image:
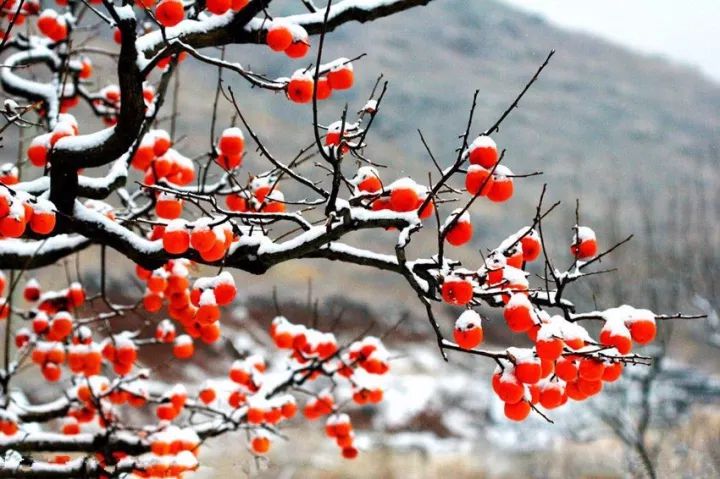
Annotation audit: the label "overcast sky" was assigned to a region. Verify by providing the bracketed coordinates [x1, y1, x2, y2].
[500, 0, 720, 83]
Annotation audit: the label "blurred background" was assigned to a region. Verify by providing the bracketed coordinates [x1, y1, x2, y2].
[6, 0, 720, 477]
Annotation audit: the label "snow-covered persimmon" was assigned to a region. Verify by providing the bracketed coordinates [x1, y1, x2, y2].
[453, 310, 483, 349]
[327, 60, 354, 90]
[467, 136, 498, 168]
[266, 23, 293, 52]
[570, 226, 598, 260]
[287, 70, 314, 104]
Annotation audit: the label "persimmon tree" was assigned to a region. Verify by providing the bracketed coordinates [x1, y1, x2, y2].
[0, 0, 705, 477]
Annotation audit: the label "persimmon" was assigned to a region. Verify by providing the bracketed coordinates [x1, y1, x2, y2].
[327, 60, 354, 90]
[27, 135, 49, 167]
[50, 312, 73, 338]
[538, 381, 564, 409]
[266, 23, 293, 52]
[218, 127, 245, 157]
[535, 336, 564, 361]
[316, 76, 332, 100]
[156, 403, 178, 421]
[487, 165, 514, 202]
[214, 282, 237, 306]
[286, 40, 310, 59]
[441, 276, 474, 306]
[205, 0, 230, 15]
[503, 294, 535, 333]
[156, 193, 183, 219]
[155, 0, 184, 27]
[23, 279, 41, 302]
[228, 390, 247, 408]
[504, 400, 531, 421]
[453, 310, 483, 349]
[173, 335, 194, 359]
[0, 215, 25, 238]
[570, 226, 598, 260]
[41, 362, 61, 382]
[225, 193, 248, 212]
[578, 358, 605, 381]
[465, 165, 494, 196]
[599, 321, 632, 354]
[444, 210, 473, 246]
[492, 371, 524, 404]
[554, 356, 578, 382]
[152, 130, 172, 156]
[577, 377, 602, 396]
[198, 386, 217, 404]
[514, 357, 542, 384]
[231, 0, 248, 10]
[520, 230, 542, 262]
[162, 220, 189, 254]
[467, 135, 498, 168]
[599, 363, 622, 384]
[342, 447, 359, 459]
[353, 166, 382, 193]
[287, 71, 314, 103]
[628, 315, 656, 344]
[251, 435, 270, 454]
[30, 209, 56, 235]
[389, 181, 420, 212]
[190, 224, 216, 253]
[417, 197, 435, 220]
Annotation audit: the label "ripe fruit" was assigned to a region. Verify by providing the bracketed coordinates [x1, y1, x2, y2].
[23, 279, 41, 302]
[173, 335, 194, 359]
[155, 0, 184, 27]
[602, 362, 623, 382]
[444, 210, 473, 246]
[538, 381, 565, 409]
[570, 226, 598, 260]
[465, 165, 494, 196]
[520, 230, 542, 262]
[286, 39, 310, 59]
[535, 336, 564, 361]
[205, 0, 230, 15]
[487, 165, 514, 202]
[389, 180, 420, 212]
[266, 23, 293, 52]
[251, 435, 270, 454]
[287, 70, 314, 104]
[327, 60, 354, 90]
[30, 209, 56, 235]
[156, 193, 182, 219]
[578, 358, 605, 381]
[453, 310, 483, 349]
[27, 135, 49, 167]
[503, 294, 535, 333]
[514, 356, 542, 384]
[504, 400, 531, 421]
[225, 193, 248, 212]
[468, 136, 498, 168]
[555, 356, 578, 382]
[315, 76, 332, 100]
[162, 220, 190, 255]
[354, 167, 382, 193]
[599, 320, 632, 354]
[627, 313, 656, 344]
[441, 276, 474, 306]
[218, 127, 245, 157]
